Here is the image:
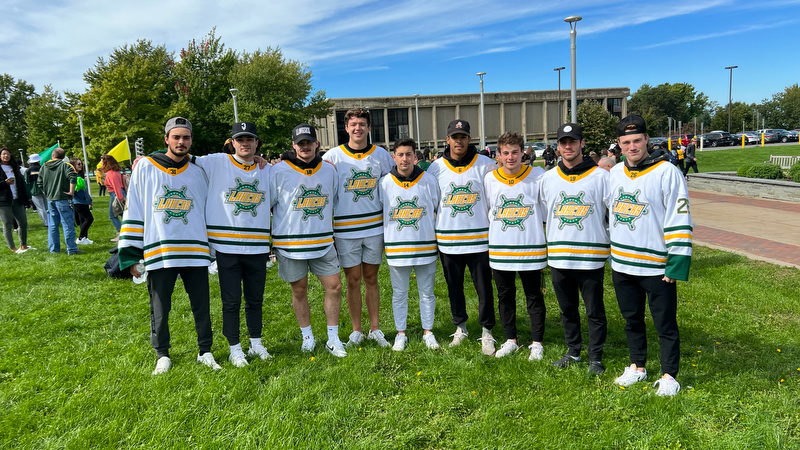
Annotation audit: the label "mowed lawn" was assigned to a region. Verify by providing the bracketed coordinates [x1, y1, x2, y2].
[694, 143, 800, 173]
[2, 190, 799, 449]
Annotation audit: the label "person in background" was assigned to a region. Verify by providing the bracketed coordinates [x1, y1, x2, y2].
[1, 147, 31, 254]
[598, 156, 616, 171]
[101, 154, 126, 242]
[37, 147, 78, 255]
[683, 137, 699, 177]
[24, 153, 48, 226]
[69, 158, 94, 245]
[95, 165, 106, 196]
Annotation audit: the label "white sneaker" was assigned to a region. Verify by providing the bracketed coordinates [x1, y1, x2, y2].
[301, 336, 316, 352]
[478, 329, 497, 356]
[495, 340, 519, 358]
[423, 333, 440, 349]
[197, 352, 222, 370]
[325, 340, 347, 357]
[152, 356, 171, 375]
[367, 329, 391, 347]
[392, 334, 408, 352]
[248, 344, 272, 360]
[15, 247, 30, 254]
[228, 348, 249, 367]
[528, 342, 544, 361]
[449, 327, 469, 347]
[207, 261, 218, 275]
[615, 364, 647, 387]
[654, 374, 681, 396]
[347, 330, 365, 347]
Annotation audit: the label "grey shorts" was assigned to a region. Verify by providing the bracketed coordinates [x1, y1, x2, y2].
[276, 246, 341, 283]
[334, 234, 384, 268]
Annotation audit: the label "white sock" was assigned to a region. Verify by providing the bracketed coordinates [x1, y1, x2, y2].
[327, 325, 340, 343]
[230, 343, 243, 353]
[250, 337, 262, 347]
[300, 326, 313, 340]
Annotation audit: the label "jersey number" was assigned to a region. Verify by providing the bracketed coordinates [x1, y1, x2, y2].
[677, 198, 689, 214]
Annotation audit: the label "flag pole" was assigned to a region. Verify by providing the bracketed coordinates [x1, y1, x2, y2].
[126, 136, 132, 163]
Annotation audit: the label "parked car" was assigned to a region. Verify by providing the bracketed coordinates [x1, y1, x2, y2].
[772, 129, 798, 142]
[786, 130, 800, 142]
[754, 129, 782, 143]
[649, 137, 668, 149]
[668, 134, 695, 148]
[699, 132, 735, 147]
[731, 132, 759, 145]
[525, 142, 548, 158]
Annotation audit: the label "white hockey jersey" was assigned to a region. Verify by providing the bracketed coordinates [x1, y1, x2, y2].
[484, 165, 547, 271]
[270, 158, 338, 260]
[380, 170, 440, 267]
[427, 153, 495, 254]
[195, 153, 271, 255]
[608, 160, 692, 280]
[323, 144, 394, 239]
[540, 165, 612, 270]
[119, 156, 211, 270]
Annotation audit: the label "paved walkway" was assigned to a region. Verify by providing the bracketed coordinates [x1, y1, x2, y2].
[690, 190, 800, 268]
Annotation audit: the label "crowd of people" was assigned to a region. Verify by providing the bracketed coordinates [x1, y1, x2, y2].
[107, 110, 693, 397]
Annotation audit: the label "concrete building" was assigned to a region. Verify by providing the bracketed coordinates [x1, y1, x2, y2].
[315, 87, 629, 152]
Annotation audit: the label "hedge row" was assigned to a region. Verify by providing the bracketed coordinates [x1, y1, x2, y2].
[736, 163, 785, 180]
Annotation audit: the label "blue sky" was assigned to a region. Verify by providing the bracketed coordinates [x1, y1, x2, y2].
[1, 0, 798, 108]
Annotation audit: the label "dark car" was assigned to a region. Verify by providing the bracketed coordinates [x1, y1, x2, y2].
[754, 129, 781, 143]
[700, 132, 735, 147]
[650, 137, 668, 149]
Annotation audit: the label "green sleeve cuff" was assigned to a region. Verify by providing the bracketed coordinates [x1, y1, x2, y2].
[119, 247, 143, 271]
[665, 254, 691, 281]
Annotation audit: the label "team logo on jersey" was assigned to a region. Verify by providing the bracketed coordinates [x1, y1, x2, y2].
[154, 185, 193, 224]
[344, 167, 377, 201]
[553, 191, 594, 230]
[292, 184, 329, 220]
[443, 182, 480, 217]
[389, 196, 426, 231]
[612, 188, 648, 230]
[492, 194, 534, 231]
[224, 178, 266, 216]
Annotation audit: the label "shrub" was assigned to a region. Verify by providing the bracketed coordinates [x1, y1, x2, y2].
[737, 164, 754, 177]
[741, 163, 784, 180]
[790, 162, 800, 182]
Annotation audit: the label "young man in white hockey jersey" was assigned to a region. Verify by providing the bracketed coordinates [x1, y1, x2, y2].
[540, 123, 611, 375]
[484, 131, 547, 359]
[323, 108, 394, 348]
[194, 122, 272, 367]
[609, 115, 692, 396]
[120, 117, 221, 375]
[427, 119, 497, 355]
[380, 138, 441, 351]
[271, 124, 347, 357]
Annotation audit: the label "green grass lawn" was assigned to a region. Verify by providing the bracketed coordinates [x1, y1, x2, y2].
[696, 143, 800, 173]
[2, 196, 799, 449]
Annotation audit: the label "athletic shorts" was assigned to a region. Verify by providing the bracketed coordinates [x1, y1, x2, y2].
[276, 246, 340, 283]
[334, 234, 384, 268]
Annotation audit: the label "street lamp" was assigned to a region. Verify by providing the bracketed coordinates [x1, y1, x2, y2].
[554, 67, 566, 124]
[476, 72, 486, 150]
[18, 149, 24, 165]
[414, 94, 421, 153]
[565, 15, 582, 123]
[75, 109, 92, 195]
[229, 88, 239, 122]
[724, 65, 738, 133]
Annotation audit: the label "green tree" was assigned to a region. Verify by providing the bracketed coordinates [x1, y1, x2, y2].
[765, 84, 800, 129]
[577, 100, 618, 155]
[168, 28, 238, 155]
[25, 84, 68, 153]
[628, 83, 711, 136]
[709, 101, 755, 133]
[224, 47, 333, 158]
[0, 74, 36, 152]
[80, 40, 177, 162]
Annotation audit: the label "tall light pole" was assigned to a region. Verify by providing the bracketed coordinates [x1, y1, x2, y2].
[414, 94, 421, 153]
[229, 88, 239, 122]
[18, 149, 24, 165]
[565, 15, 582, 123]
[75, 109, 92, 195]
[476, 72, 486, 150]
[554, 67, 566, 124]
[724, 66, 738, 133]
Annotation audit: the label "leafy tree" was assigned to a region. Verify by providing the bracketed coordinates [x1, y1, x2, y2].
[761, 84, 800, 129]
[224, 47, 333, 158]
[0, 74, 35, 152]
[709, 101, 755, 133]
[628, 83, 711, 136]
[25, 84, 68, 153]
[577, 100, 618, 154]
[80, 40, 177, 162]
[168, 28, 238, 155]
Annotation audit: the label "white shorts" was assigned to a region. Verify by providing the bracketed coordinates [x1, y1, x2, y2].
[334, 234, 384, 268]
[276, 246, 340, 283]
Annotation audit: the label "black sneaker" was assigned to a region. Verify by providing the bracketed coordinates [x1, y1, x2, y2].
[588, 360, 606, 376]
[552, 354, 580, 368]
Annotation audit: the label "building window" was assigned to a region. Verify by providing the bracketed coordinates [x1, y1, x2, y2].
[387, 108, 410, 145]
[335, 110, 349, 146]
[370, 109, 385, 145]
[607, 98, 623, 118]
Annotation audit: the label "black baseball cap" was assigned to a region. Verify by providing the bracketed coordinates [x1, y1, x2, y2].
[232, 122, 258, 139]
[292, 124, 317, 143]
[446, 119, 471, 137]
[617, 114, 647, 137]
[557, 123, 583, 141]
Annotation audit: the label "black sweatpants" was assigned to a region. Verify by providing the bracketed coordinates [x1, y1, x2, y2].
[493, 268, 545, 341]
[439, 251, 495, 329]
[551, 266, 607, 361]
[612, 270, 680, 377]
[147, 266, 213, 359]
[73, 203, 94, 239]
[216, 251, 268, 346]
